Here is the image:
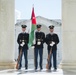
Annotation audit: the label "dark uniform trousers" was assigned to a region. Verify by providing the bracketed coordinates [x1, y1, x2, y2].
[34, 31, 45, 69]
[34, 48, 43, 69]
[17, 33, 29, 69]
[19, 48, 28, 69]
[48, 49, 57, 69]
[46, 33, 59, 69]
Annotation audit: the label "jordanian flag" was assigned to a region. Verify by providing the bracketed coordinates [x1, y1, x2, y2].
[28, 7, 36, 47]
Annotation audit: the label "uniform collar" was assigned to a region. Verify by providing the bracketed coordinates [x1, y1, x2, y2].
[50, 32, 54, 35]
[22, 31, 26, 34]
[37, 30, 41, 32]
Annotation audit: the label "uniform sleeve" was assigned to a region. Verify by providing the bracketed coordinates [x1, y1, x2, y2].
[35, 32, 37, 39]
[43, 33, 45, 43]
[55, 34, 59, 44]
[45, 34, 50, 45]
[27, 33, 29, 43]
[17, 34, 21, 44]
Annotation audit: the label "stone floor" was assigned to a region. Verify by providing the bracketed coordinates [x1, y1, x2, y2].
[0, 68, 76, 75]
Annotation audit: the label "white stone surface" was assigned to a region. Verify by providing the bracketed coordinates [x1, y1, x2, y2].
[61, 0, 76, 69]
[0, 68, 76, 75]
[0, 0, 15, 69]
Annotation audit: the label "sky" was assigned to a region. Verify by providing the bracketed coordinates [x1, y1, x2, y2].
[15, 0, 61, 20]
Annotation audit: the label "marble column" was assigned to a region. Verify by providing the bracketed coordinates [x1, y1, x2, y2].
[0, 0, 15, 69]
[61, 0, 76, 69]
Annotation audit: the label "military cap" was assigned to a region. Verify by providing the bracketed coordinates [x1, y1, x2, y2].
[21, 25, 27, 28]
[37, 24, 42, 28]
[49, 25, 54, 29]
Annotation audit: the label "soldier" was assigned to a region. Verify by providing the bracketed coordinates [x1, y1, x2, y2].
[45, 25, 59, 71]
[17, 25, 29, 70]
[33, 24, 45, 71]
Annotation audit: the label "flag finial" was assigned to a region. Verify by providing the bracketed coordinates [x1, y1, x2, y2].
[33, 4, 34, 7]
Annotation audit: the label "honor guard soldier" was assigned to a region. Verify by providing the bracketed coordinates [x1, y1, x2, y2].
[33, 24, 45, 71]
[17, 25, 29, 70]
[45, 25, 59, 71]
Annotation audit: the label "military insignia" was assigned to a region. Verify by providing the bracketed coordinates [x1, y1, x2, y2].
[20, 40, 21, 42]
[38, 39, 40, 42]
[22, 40, 24, 42]
[37, 41, 41, 45]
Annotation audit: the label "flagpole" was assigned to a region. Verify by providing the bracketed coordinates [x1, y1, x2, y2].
[32, 4, 36, 69]
[32, 4, 35, 69]
[28, 5, 36, 69]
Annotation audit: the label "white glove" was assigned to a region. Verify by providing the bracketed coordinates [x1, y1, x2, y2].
[50, 41, 55, 46]
[20, 42, 25, 47]
[31, 46, 35, 49]
[50, 43, 53, 46]
[37, 42, 41, 45]
[52, 41, 55, 45]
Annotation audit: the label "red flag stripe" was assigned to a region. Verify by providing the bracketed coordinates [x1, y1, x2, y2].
[31, 7, 36, 24]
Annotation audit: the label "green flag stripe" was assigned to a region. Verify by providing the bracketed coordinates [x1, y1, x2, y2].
[31, 24, 36, 31]
[28, 24, 36, 47]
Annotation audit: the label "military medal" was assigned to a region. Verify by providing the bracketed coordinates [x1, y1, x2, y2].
[37, 39, 41, 45]
[22, 40, 24, 42]
[20, 40, 21, 42]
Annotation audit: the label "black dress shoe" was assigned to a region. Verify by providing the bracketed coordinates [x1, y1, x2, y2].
[46, 69, 51, 72]
[35, 68, 37, 71]
[25, 67, 28, 70]
[18, 67, 21, 70]
[53, 69, 57, 72]
[40, 67, 43, 70]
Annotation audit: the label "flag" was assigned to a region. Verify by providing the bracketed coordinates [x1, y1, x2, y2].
[28, 7, 36, 47]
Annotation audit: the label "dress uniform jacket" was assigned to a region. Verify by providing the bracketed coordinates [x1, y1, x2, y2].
[35, 31, 45, 48]
[17, 33, 29, 49]
[46, 33, 59, 50]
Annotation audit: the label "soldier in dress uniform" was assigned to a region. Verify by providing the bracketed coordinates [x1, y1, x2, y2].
[33, 24, 45, 71]
[17, 25, 29, 70]
[45, 25, 59, 71]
